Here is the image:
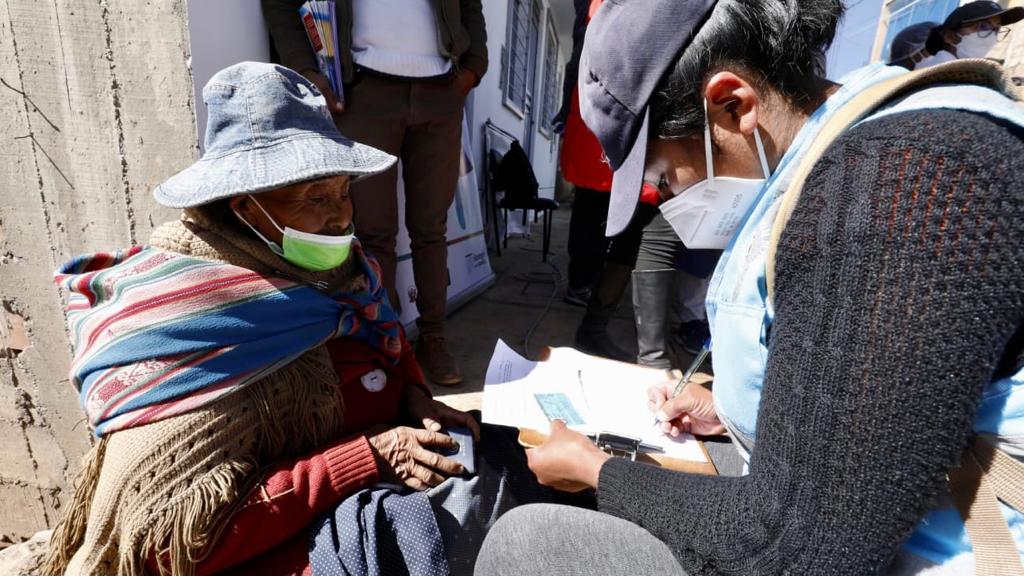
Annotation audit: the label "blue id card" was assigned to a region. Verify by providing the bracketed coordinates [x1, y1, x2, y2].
[534, 393, 586, 426]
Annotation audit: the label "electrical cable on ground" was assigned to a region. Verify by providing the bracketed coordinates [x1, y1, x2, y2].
[511, 246, 564, 358]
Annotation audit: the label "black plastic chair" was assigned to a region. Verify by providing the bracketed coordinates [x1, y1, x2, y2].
[487, 141, 559, 262]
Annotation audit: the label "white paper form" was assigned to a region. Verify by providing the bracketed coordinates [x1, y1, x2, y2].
[483, 340, 707, 463]
[482, 339, 594, 433]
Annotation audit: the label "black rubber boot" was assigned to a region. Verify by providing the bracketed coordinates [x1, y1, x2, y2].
[574, 262, 634, 362]
[632, 269, 675, 369]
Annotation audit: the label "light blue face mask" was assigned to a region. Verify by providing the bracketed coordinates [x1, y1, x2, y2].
[235, 195, 355, 272]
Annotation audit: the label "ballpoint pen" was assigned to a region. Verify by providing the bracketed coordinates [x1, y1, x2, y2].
[653, 337, 711, 426]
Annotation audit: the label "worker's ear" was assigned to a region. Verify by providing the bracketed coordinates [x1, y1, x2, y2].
[704, 71, 761, 137]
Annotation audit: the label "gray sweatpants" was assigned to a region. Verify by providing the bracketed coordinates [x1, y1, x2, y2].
[473, 504, 688, 576]
[472, 503, 954, 576]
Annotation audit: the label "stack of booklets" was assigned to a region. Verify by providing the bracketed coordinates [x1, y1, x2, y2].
[299, 1, 344, 102]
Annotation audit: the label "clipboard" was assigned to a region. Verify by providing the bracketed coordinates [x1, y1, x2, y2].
[484, 342, 718, 476]
[517, 427, 718, 476]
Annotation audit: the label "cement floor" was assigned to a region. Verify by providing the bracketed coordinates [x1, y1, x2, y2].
[429, 205, 638, 411]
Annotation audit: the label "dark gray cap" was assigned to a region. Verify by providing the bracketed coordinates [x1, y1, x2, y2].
[889, 21, 938, 68]
[945, 0, 1024, 29]
[579, 0, 717, 236]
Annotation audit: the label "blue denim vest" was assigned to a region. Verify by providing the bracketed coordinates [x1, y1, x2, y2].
[704, 63, 1024, 566]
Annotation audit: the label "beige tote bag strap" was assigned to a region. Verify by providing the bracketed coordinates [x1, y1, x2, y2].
[949, 439, 1024, 575]
[764, 59, 1016, 304]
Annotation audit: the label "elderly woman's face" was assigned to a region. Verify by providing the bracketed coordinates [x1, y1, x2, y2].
[230, 175, 353, 245]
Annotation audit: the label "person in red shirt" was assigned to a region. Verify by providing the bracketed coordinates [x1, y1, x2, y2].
[557, 0, 662, 362]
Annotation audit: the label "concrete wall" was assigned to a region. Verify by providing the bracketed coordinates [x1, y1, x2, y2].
[0, 0, 195, 545]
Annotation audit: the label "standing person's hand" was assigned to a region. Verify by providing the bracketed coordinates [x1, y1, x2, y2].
[300, 69, 346, 115]
[453, 69, 478, 97]
[647, 376, 725, 437]
[367, 426, 465, 490]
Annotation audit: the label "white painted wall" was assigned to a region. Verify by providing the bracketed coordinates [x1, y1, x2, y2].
[467, 0, 570, 202]
[827, 0, 886, 79]
[529, 11, 569, 200]
[186, 0, 270, 150]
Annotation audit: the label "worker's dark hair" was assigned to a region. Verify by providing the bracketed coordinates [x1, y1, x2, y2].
[650, 0, 844, 139]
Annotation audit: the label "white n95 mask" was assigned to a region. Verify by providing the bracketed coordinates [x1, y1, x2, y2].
[659, 99, 771, 250]
[955, 31, 999, 59]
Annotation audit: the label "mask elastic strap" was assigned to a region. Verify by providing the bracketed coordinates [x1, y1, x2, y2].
[704, 98, 772, 180]
[234, 209, 284, 254]
[247, 195, 287, 235]
[703, 98, 715, 182]
[753, 128, 771, 178]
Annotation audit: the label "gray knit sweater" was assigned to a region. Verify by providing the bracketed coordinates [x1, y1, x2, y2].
[598, 109, 1024, 575]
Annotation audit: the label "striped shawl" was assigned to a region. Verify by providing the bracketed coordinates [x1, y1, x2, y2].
[44, 208, 393, 575]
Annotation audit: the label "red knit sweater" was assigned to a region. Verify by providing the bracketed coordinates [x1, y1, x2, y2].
[147, 334, 429, 575]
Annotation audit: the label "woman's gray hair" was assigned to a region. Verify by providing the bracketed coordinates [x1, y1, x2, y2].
[650, 0, 844, 139]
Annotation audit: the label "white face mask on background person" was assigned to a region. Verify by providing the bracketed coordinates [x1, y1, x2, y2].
[955, 30, 999, 59]
[658, 99, 772, 250]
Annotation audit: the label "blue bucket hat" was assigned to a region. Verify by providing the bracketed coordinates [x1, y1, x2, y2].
[154, 62, 396, 208]
[579, 0, 717, 236]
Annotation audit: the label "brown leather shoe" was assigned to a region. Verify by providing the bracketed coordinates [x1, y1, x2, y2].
[416, 333, 463, 386]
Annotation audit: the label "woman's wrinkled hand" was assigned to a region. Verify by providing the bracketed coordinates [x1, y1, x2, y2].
[402, 385, 481, 441]
[367, 426, 465, 490]
[526, 420, 609, 493]
[647, 375, 725, 437]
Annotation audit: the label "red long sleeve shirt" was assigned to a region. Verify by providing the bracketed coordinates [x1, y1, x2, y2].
[147, 333, 429, 575]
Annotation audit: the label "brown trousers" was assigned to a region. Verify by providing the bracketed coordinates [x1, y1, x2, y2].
[337, 73, 466, 332]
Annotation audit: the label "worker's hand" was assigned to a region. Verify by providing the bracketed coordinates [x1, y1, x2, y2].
[402, 384, 481, 441]
[367, 426, 465, 490]
[300, 69, 346, 116]
[647, 376, 725, 437]
[453, 69, 478, 97]
[526, 420, 609, 492]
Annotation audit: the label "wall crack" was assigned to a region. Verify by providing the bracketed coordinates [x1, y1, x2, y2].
[4, 8, 63, 272]
[99, 0, 136, 245]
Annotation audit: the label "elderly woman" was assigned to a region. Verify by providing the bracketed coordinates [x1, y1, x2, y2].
[43, 62, 546, 576]
[476, 0, 1024, 575]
